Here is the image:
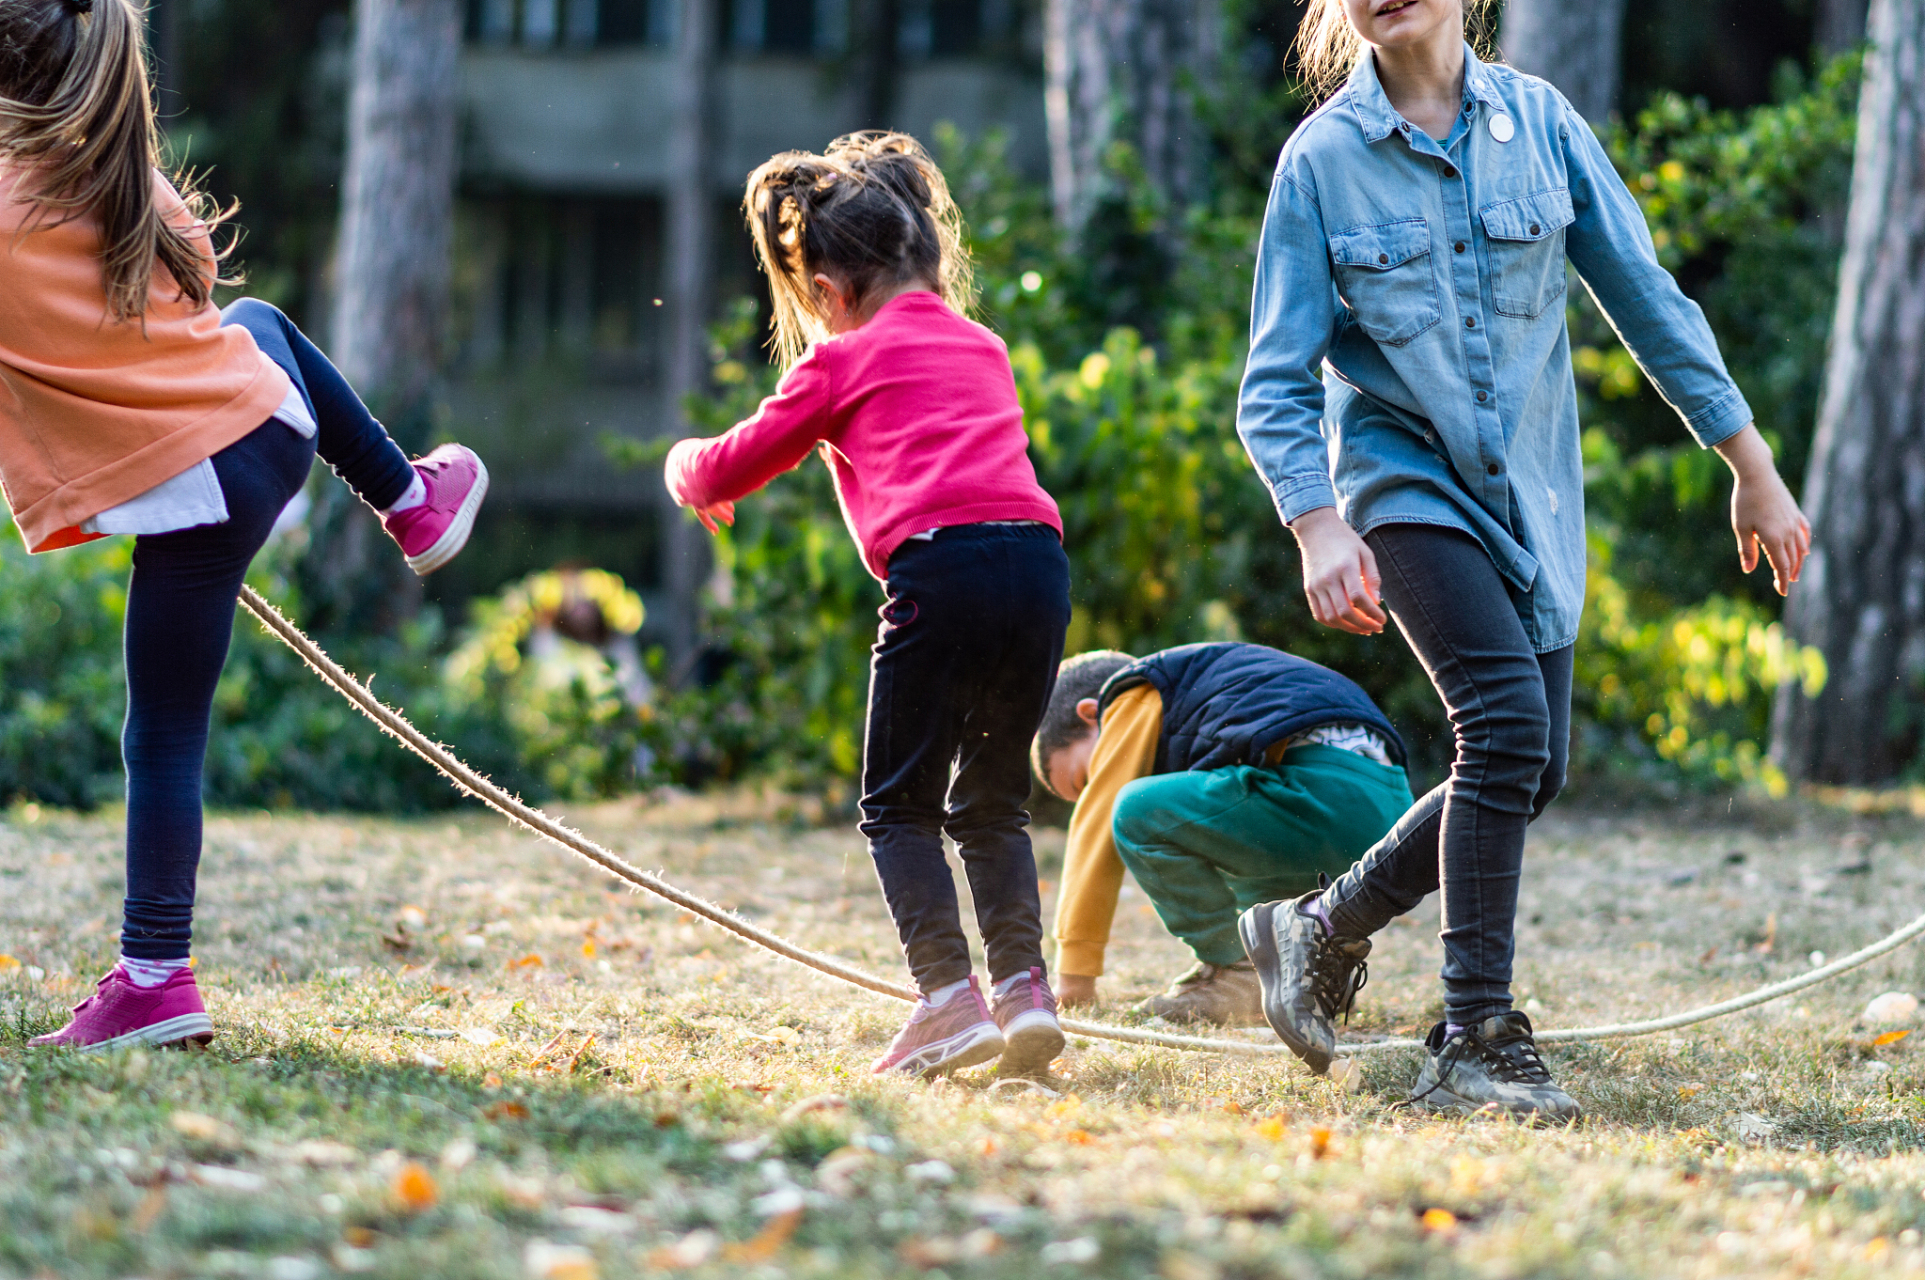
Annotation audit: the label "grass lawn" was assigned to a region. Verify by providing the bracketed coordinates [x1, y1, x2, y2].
[4, 786, 1925, 1279]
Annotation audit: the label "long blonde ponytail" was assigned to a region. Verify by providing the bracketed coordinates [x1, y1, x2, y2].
[0, 0, 237, 322]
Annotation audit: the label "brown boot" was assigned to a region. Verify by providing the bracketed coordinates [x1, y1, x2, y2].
[1136, 960, 1265, 1026]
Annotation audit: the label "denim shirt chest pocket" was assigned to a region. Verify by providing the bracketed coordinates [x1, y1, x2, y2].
[1479, 188, 1575, 319]
[1327, 218, 1439, 347]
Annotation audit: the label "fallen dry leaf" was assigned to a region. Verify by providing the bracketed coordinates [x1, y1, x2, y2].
[0, 955, 20, 972]
[484, 1100, 531, 1121]
[391, 1162, 440, 1213]
[1065, 1129, 1093, 1146]
[1873, 1029, 1912, 1047]
[130, 1186, 167, 1233]
[1309, 1126, 1332, 1160]
[1421, 1207, 1458, 1234]
[1255, 1116, 1287, 1141]
[648, 1228, 718, 1269]
[723, 1208, 802, 1262]
[508, 953, 545, 970]
[169, 1111, 239, 1148]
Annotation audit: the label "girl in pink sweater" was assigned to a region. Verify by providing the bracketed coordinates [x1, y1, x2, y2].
[666, 132, 1070, 1079]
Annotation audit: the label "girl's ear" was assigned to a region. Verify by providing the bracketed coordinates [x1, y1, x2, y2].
[1076, 698, 1101, 727]
[812, 271, 851, 317]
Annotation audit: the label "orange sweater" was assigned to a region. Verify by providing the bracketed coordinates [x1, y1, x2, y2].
[0, 167, 292, 552]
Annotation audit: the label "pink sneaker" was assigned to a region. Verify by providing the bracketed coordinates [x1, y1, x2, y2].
[989, 967, 1065, 1078]
[872, 976, 1006, 1078]
[28, 966, 214, 1052]
[382, 444, 489, 576]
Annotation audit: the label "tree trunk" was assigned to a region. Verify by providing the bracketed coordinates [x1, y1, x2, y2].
[855, 0, 903, 128]
[1044, 0, 1220, 232]
[1818, 0, 1870, 56]
[333, 0, 462, 422]
[309, 0, 461, 633]
[1773, 0, 1925, 785]
[1499, 0, 1627, 123]
[657, 0, 719, 675]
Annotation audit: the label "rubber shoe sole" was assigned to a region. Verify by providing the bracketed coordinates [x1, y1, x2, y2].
[69, 1013, 214, 1054]
[881, 1020, 1006, 1079]
[405, 455, 489, 576]
[1238, 901, 1332, 1075]
[997, 1010, 1065, 1079]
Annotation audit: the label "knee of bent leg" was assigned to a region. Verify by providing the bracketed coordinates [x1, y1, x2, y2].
[220, 297, 285, 330]
[1110, 776, 1171, 866]
[1530, 731, 1569, 819]
[1454, 667, 1553, 785]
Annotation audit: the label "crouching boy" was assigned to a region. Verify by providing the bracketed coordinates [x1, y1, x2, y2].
[1032, 643, 1412, 1024]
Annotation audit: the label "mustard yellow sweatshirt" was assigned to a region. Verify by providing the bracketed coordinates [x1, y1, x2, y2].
[1052, 683, 1162, 977]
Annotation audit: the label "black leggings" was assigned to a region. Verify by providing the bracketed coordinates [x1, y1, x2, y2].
[118, 300, 413, 960]
[858, 524, 1071, 994]
[1320, 523, 1571, 1026]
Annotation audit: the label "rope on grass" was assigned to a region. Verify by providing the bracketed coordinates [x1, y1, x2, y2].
[238, 586, 1925, 1063]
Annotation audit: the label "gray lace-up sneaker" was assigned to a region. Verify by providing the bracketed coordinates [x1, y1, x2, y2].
[1136, 960, 1265, 1026]
[1237, 894, 1371, 1075]
[1407, 1012, 1582, 1122]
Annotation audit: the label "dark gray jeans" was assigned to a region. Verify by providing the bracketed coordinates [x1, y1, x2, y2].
[1321, 523, 1571, 1026]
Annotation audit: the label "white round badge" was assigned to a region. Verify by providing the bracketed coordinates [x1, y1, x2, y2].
[1489, 113, 1516, 143]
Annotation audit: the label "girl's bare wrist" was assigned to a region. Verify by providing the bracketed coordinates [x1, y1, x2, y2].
[1714, 424, 1777, 482]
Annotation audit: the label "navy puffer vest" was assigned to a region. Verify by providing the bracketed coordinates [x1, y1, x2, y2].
[1096, 642, 1406, 773]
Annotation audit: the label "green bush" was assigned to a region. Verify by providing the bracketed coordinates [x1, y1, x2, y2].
[0, 512, 529, 813]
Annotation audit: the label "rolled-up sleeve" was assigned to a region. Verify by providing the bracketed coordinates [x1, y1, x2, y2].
[1237, 170, 1345, 526]
[1562, 107, 1754, 449]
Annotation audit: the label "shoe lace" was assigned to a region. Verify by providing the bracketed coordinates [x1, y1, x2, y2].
[1307, 937, 1368, 1025]
[1407, 1023, 1552, 1107]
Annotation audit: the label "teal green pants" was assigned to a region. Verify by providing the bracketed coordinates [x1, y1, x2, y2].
[1112, 745, 1414, 967]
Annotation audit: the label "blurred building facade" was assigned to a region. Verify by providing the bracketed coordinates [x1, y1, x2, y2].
[437, 0, 1048, 637]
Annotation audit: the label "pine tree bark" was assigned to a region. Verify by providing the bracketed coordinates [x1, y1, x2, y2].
[332, 0, 462, 422]
[1044, 0, 1220, 231]
[1499, 0, 1626, 123]
[310, 0, 461, 633]
[1818, 0, 1870, 56]
[1773, 0, 1925, 784]
[658, 0, 718, 675]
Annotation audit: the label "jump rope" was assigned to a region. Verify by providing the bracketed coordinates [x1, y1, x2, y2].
[237, 586, 1925, 1063]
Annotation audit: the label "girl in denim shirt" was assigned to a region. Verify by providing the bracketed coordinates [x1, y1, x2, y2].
[1234, 0, 1809, 1119]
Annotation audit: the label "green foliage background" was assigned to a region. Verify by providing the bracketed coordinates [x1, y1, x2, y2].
[0, 21, 1864, 811]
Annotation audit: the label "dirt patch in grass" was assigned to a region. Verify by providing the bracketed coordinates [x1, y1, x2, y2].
[4, 789, 1925, 1278]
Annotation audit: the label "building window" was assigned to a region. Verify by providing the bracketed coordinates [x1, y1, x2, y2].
[467, 0, 674, 48]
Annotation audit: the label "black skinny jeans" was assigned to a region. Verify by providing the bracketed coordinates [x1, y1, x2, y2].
[859, 523, 1071, 995]
[1320, 523, 1571, 1026]
[119, 300, 415, 960]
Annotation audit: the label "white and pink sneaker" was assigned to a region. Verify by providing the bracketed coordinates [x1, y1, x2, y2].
[872, 976, 1006, 1078]
[28, 966, 214, 1052]
[383, 444, 489, 576]
[990, 966, 1065, 1078]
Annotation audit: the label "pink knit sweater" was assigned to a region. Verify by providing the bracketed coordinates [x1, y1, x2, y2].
[664, 291, 1061, 580]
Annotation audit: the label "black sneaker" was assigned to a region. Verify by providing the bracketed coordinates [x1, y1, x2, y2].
[1407, 1012, 1582, 1122]
[1237, 894, 1370, 1075]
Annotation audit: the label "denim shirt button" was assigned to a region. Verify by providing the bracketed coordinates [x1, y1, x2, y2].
[1487, 463, 1501, 476]
[1476, 390, 1489, 403]
[1443, 166, 1458, 179]
[1454, 241, 1466, 253]
[1465, 317, 1476, 329]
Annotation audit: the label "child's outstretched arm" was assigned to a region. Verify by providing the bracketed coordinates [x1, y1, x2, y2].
[664, 348, 834, 533]
[1560, 100, 1810, 593]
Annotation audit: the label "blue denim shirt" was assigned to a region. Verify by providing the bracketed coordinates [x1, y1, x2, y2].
[1236, 48, 1754, 652]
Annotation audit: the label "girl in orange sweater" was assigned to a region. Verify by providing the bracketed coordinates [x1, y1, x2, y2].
[2, 0, 488, 1050]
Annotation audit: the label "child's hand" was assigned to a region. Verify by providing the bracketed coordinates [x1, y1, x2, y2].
[1715, 425, 1810, 597]
[1289, 506, 1387, 635]
[1058, 973, 1098, 1008]
[690, 500, 736, 535]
